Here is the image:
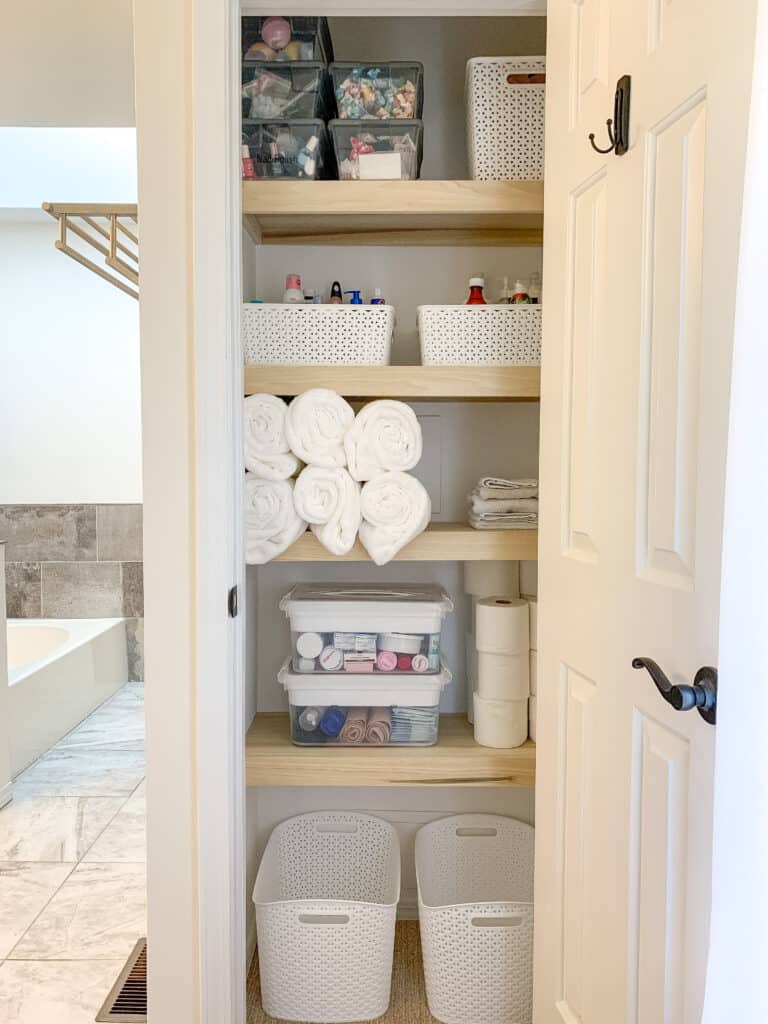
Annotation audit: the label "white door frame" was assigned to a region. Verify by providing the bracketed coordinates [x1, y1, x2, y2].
[134, 0, 244, 1020]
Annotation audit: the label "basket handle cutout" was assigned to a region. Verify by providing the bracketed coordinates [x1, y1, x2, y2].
[471, 916, 523, 928]
[456, 827, 498, 837]
[315, 823, 358, 834]
[298, 914, 350, 926]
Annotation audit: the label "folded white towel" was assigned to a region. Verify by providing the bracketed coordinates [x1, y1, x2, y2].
[293, 466, 361, 556]
[359, 471, 431, 565]
[285, 388, 355, 468]
[474, 477, 538, 500]
[344, 400, 423, 481]
[469, 513, 538, 530]
[243, 394, 300, 480]
[470, 496, 538, 515]
[244, 474, 307, 564]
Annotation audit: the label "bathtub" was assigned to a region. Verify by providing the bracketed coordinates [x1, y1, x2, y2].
[7, 618, 128, 775]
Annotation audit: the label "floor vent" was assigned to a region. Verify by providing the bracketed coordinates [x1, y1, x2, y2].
[96, 937, 147, 1022]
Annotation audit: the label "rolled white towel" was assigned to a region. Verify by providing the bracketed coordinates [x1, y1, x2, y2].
[285, 388, 355, 468]
[344, 400, 423, 481]
[244, 473, 307, 565]
[359, 471, 431, 565]
[293, 466, 361, 556]
[243, 394, 300, 480]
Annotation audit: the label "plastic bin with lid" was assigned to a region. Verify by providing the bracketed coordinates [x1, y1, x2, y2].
[280, 583, 453, 675]
[331, 62, 424, 119]
[242, 120, 333, 180]
[279, 657, 452, 746]
[330, 119, 423, 180]
[241, 15, 334, 63]
[241, 62, 332, 120]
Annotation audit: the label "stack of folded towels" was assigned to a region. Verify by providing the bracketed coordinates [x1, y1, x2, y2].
[244, 389, 430, 565]
[467, 476, 538, 530]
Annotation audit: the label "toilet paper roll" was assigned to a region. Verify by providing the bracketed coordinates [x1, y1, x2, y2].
[475, 597, 529, 655]
[465, 630, 477, 724]
[477, 651, 529, 701]
[529, 650, 538, 695]
[473, 693, 528, 749]
[522, 594, 538, 650]
[529, 696, 537, 742]
[463, 561, 520, 598]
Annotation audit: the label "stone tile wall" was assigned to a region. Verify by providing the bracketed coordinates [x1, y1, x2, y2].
[1, 505, 144, 681]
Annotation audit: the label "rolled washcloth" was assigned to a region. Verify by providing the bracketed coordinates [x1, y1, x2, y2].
[344, 400, 423, 481]
[359, 471, 432, 565]
[339, 708, 368, 744]
[293, 466, 361, 556]
[243, 394, 300, 480]
[473, 477, 539, 500]
[284, 388, 355, 468]
[365, 707, 392, 744]
[244, 473, 307, 564]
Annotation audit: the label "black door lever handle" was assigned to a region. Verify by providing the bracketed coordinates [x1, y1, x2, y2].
[632, 657, 717, 725]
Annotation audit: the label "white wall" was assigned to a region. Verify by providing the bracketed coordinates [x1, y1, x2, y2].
[1, 0, 135, 127]
[0, 219, 142, 503]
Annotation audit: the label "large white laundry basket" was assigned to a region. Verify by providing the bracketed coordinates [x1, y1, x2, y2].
[242, 303, 395, 365]
[416, 814, 535, 1024]
[466, 57, 546, 181]
[253, 811, 401, 1023]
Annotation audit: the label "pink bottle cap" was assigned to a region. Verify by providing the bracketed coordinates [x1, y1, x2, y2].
[286, 273, 302, 290]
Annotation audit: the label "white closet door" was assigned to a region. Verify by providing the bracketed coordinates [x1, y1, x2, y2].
[534, 0, 757, 1021]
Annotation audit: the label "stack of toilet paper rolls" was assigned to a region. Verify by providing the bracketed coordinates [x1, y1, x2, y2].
[462, 562, 520, 724]
[473, 596, 530, 747]
[524, 594, 537, 741]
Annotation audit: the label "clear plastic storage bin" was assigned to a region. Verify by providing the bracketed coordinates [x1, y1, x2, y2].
[241, 62, 332, 120]
[416, 814, 535, 1024]
[253, 812, 399, 1023]
[330, 119, 423, 180]
[331, 62, 424, 119]
[280, 584, 454, 674]
[242, 120, 333, 180]
[279, 657, 452, 746]
[241, 15, 334, 63]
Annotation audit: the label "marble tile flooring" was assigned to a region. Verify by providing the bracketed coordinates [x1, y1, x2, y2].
[0, 682, 146, 1023]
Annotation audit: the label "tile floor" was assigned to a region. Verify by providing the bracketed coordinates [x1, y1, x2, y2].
[0, 682, 146, 1023]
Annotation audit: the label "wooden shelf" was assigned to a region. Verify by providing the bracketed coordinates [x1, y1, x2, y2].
[246, 714, 536, 788]
[244, 364, 540, 401]
[242, 179, 544, 246]
[276, 523, 537, 562]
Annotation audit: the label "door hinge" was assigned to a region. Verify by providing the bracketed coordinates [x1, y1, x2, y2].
[227, 585, 238, 618]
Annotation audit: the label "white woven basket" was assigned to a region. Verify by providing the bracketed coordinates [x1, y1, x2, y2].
[416, 814, 535, 1024]
[466, 57, 546, 181]
[242, 304, 395, 365]
[418, 305, 541, 365]
[253, 811, 401, 1023]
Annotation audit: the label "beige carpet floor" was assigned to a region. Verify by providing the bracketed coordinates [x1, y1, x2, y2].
[247, 920, 438, 1023]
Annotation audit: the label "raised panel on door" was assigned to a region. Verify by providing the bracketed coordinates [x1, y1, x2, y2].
[637, 94, 707, 589]
[569, 0, 612, 130]
[562, 169, 607, 562]
[627, 713, 690, 1024]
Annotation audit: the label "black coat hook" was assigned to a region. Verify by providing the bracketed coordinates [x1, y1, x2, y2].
[589, 119, 616, 154]
[588, 76, 631, 156]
